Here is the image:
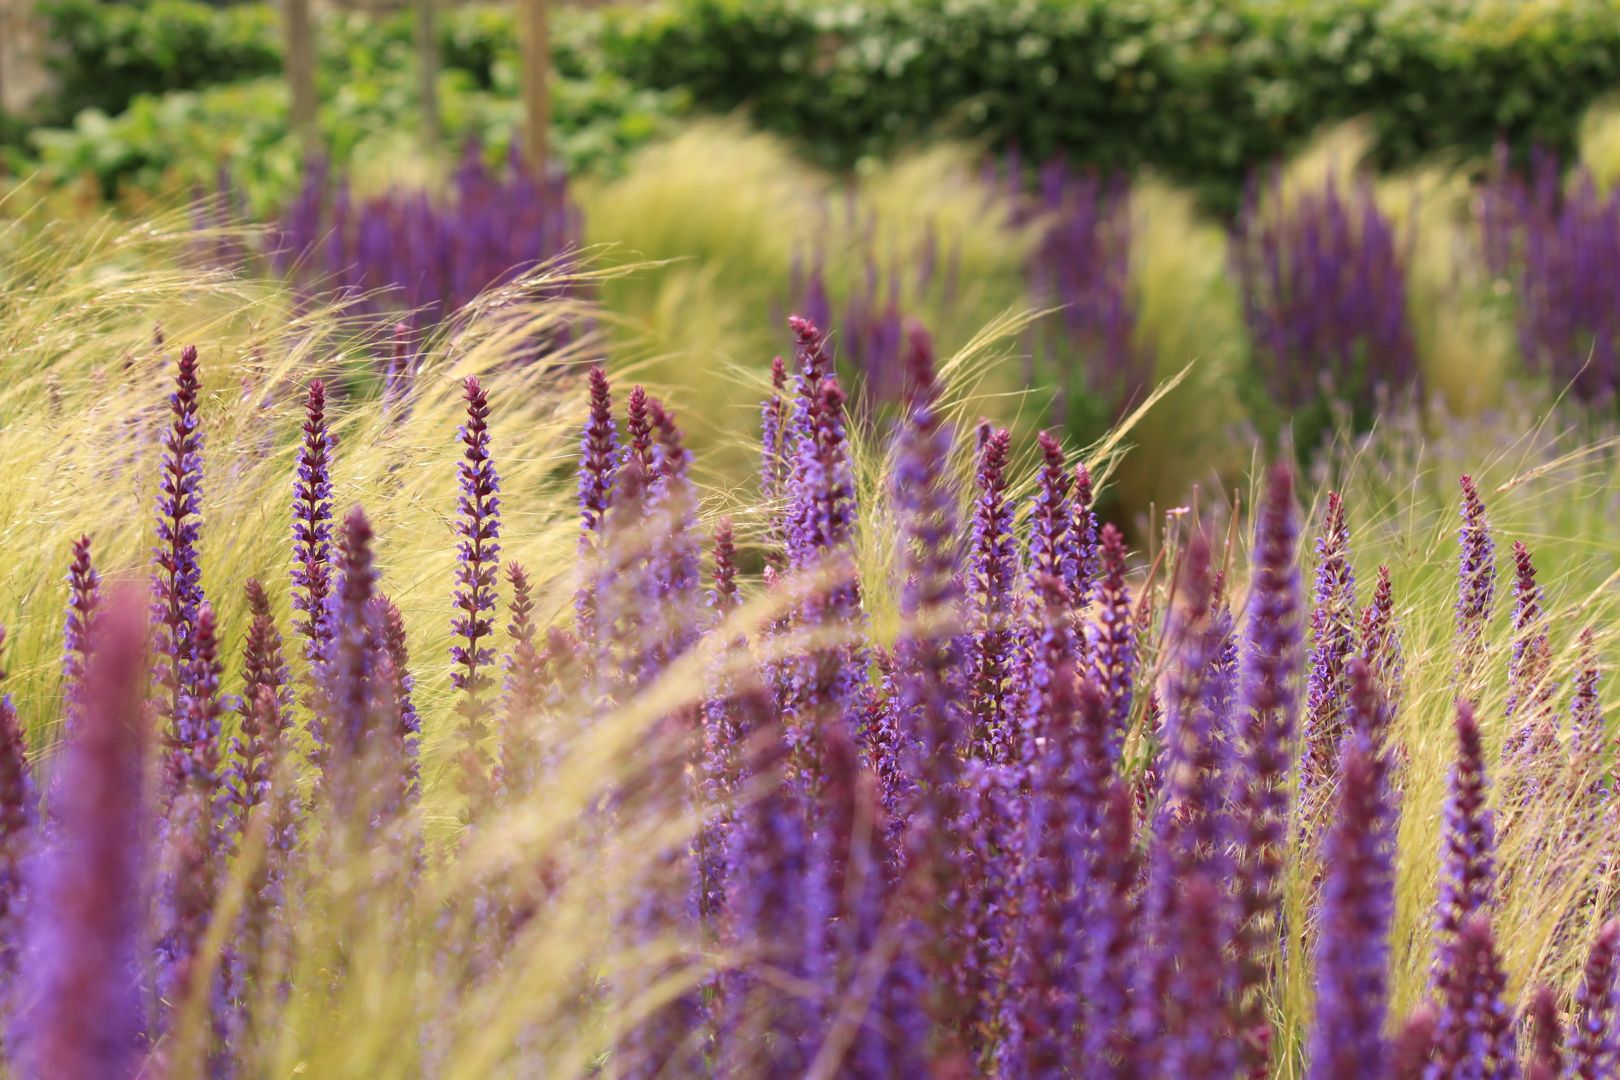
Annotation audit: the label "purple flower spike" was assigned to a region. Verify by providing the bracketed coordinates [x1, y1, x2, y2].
[967, 422, 1018, 762]
[322, 506, 380, 818]
[1081, 781, 1140, 1077]
[14, 590, 149, 1080]
[760, 356, 789, 572]
[1307, 731, 1395, 1080]
[291, 379, 336, 676]
[1027, 430, 1076, 593]
[1570, 628, 1605, 783]
[1503, 540, 1556, 759]
[1359, 564, 1404, 711]
[373, 596, 420, 817]
[1072, 461, 1099, 602]
[1232, 462, 1304, 1076]
[576, 365, 618, 556]
[63, 534, 100, 710]
[1300, 490, 1357, 831]
[0, 627, 35, 982]
[1455, 475, 1497, 696]
[151, 344, 208, 728]
[228, 580, 292, 831]
[1430, 700, 1499, 1011]
[1568, 920, 1620, 1079]
[1091, 523, 1136, 759]
[1390, 1005, 1440, 1079]
[1524, 985, 1563, 1080]
[1428, 914, 1517, 1080]
[498, 563, 549, 795]
[451, 375, 502, 810]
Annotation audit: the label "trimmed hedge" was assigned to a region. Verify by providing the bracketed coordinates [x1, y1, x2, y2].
[593, 0, 1620, 207]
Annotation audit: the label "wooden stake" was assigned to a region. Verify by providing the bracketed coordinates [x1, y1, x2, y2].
[520, 0, 550, 173]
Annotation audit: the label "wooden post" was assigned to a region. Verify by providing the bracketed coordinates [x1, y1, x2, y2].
[520, 0, 550, 173]
[284, 0, 318, 151]
[415, 0, 440, 148]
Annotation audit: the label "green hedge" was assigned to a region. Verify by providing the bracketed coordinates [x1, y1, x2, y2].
[592, 0, 1620, 207]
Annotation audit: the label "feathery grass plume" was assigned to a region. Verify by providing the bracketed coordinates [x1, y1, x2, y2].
[1081, 781, 1141, 1077]
[0, 628, 34, 984]
[1299, 490, 1356, 831]
[1359, 564, 1404, 711]
[1431, 701, 1500, 1016]
[151, 344, 208, 729]
[228, 579, 292, 830]
[1429, 913, 1517, 1080]
[1524, 985, 1563, 1080]
[967, 422, 1018, 763]
[1390, 1005, 1440, 1080]
[890, 321, 973, 1070]
[1455, 475, 1497, 697]
[13, 590, 148, 1080]
[1231, 462, 1304, 1076]
[759, 356, 789, 572]
[62, 534, 100, 708]
[1568, 920, 1620, 1079]
[1504, 540, 1557, 758]
[451, 375, 502, 810]
[1091, 522, 1136, 759]
[291, 377, 335, 767]
[1136, 527, 1236, 1075]
[1306, 731, 1395, 1080]
[575, 366, 618, 644]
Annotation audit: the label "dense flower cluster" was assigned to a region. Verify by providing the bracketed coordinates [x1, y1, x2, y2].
[0, 323, 1617, 1078]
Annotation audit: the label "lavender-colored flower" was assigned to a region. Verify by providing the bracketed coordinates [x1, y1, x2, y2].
[1081, 781, 1140, 1077]
[1307, 731, 1395, 1080]
[451, 375, 502, 808]
[1427, 913, 1517, 1080]
[1524, 985, 1563, 1080]
[760, 356, 789, 572]
[576, 366, 618, 555]
[1231, 462, 1304, 1076]
[1091, 522, 1136, 759]
[1072, 461, 1100, 602]
[291, 379, 336, 693]
[1503, 540, 1556, 758]
[1026, 430, 1076, 594]
[1567, 920, 1620, 1079]
[13, 590, 149, 1080]
[0, 627, 35, 983]
[1390, 1005, 1440, 1080]
[1431, 700, 1499, 1005]
[1455, 475, 1497, 696]
[1233, 170, 1418, 432]
[1163, 872, 1235, 1080]
[966, 422, 1018, 762]
[62, 533, 100, 708]
[322, 506, 382, 820]
[151, 344, 208, 728]
[1299, 491, 1357, 830]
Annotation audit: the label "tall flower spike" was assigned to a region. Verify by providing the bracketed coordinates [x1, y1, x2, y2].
[1569, 628, 1604, 777]
[1503, 540, 1556, 757]
[1027, 430, 1075, 590]
[1091, 522, 1136, 759]
[1306, 732, 1395, 1080]
[451, 375, 502, 809]
[1299, 490, 1357, 831]
[574, 366, 619, 652]
[1428, 914, 1516, 1080]
[1081, 781, 1141, 1077]
[151, 344, 208, 728]
[1567, 919, 1620, 1079]
[1389, 1005, 1439, 1080]
[967, 422, 1018, 762]
[291, 379, 336, 671]
[1072, 461, 1099, 602]
[498, 563, 549, 795]
[0, 627, 35, 982]
[229, 579, 292, 828]
[1232, 462, 1305, 1077]
[1359, 564, 1403, 710]
[1430, 701, 1498, 1002]
[14, 590, 148, 1080]
[322, 506, 381, 820]
[1524, 985, 1563, 1080]
[63, 534, 101, 708]
[1455, 475, 1497, 696]
[760, 356, 789, 572]
[374, 596, 420, 815]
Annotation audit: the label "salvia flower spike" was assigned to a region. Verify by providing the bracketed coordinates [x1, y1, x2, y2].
[1300, 490, 1356, 831]
[1567, 920, 1620, 1079]
[151, 344, 208, 728]
[1455, 475, 1497, 696]
[62, 534, 100, 711]
[451, 375, 502, 808]
[0, 627, 34, 983]
[291, 378, 336, 675]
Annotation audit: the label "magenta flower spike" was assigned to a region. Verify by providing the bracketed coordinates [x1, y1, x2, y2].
[451, 375, 502, 809]
[62, 534, 100, 713]
[1524, 985, 1563, 1080]
[1428, 914, 1517, 1080]
[151, 344, 208, 729]
[1503, 540, 1557, 759]
[1231, 463, 1304, 1075]
[228, 580, 292, 830]
[14, 590, 149, 1080]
